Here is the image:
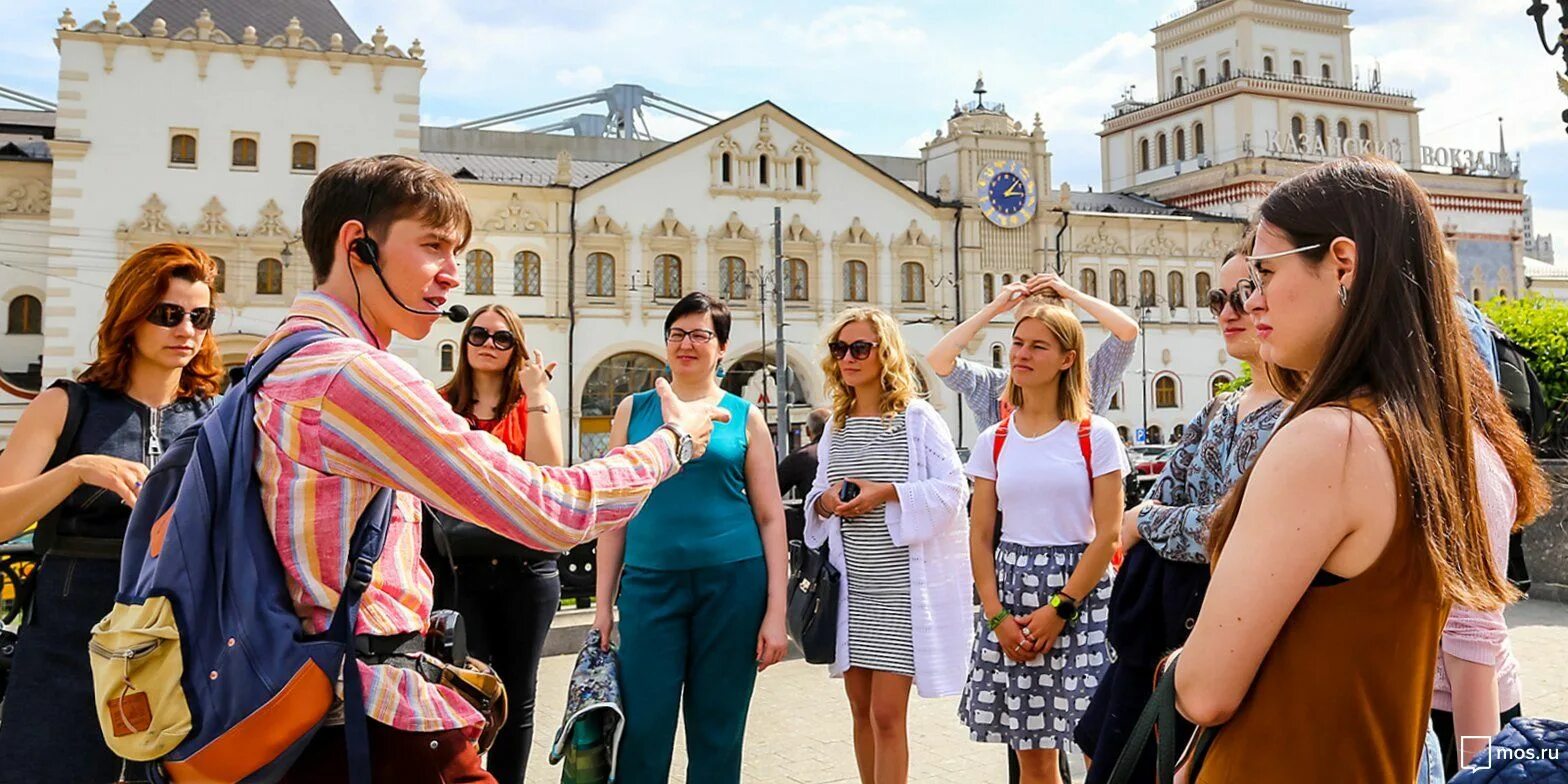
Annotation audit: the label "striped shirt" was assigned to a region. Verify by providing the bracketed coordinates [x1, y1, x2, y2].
[252, 292, 678, 734]
[829, 413, 915, 676]
[939, 335, 1136, 431]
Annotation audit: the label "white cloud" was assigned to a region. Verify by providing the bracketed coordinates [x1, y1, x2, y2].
[555, 66, 605, 90]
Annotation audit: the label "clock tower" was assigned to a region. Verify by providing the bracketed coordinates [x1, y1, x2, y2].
[919, 76, 1056, 313]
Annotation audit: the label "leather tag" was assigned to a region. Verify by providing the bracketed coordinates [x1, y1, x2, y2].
[108, 691, 153, 737]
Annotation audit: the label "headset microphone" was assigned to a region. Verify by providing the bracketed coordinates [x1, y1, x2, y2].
[351, 236, 468, 323]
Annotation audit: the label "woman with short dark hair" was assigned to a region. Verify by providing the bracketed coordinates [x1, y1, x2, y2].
[592, 292, 790, 784]
[0, 243, 224, 783]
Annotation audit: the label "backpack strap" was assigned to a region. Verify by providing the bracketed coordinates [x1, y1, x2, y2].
[1078, 419, 1094, 485]
[34, 379, 90, 555]
[992, 417, 1010, 466]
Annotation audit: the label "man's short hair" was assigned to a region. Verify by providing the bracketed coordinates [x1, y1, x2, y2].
[806, 407, 829, 441]
[300, 155, 473, 285]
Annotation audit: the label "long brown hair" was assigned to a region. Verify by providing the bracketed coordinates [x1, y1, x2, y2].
[1001, 300, 1090, 422]
[79, 243, 223, 399]
[439, 304, 528, 420]
[1208, 158, 1548, 611]
[820, 307, 921, 428]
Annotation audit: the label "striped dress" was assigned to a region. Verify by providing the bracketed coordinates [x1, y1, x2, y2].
[828, 412, 914, 676]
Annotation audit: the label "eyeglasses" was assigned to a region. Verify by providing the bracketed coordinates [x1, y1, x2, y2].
[828, 340, 879, 361]
[1245, 243, 1323, 289]
[666, 328, 716, 345]
[145, 303, 215, 331]
[464, 326, 516, 351]
[1206, 279, 1256, 317]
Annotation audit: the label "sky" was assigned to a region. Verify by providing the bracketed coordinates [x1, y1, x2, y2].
[3, 0, 1565, 251]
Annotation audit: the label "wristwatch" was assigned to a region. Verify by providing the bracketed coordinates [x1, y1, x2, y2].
[657, 422, 694, 466]
[1049, 592, 1080, 622]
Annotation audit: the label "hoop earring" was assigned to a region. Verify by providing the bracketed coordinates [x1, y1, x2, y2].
[1338, 285, 1349, 307]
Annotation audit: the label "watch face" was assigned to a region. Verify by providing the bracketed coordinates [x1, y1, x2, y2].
[977, 160, 1037, 229]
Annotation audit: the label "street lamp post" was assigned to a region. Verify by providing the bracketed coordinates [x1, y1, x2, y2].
[1525, 1, 1568, 132]
[1136, 294, 1167, 443]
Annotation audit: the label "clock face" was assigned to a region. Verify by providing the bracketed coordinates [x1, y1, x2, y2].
[976, 160, 1036, 228]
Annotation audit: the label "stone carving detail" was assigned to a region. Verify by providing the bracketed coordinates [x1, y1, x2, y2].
[584, 206, 625, 236]
[253, 199, 289, 237]
[646, 208, 693, 239]
[1195, 227, 1231, 257]
[893, 220, 931, 250]
[1078, 221, 1127, 255]
[554, 150, 572, 186]
[711, 212, 757, 241]
[1138, 225, 1181, 257]
[0, 180, 51, 215]
[135, 194, 171, 233]
[783, 215, 819, 244]
[834, 217, 876, 246]
[482, 193, 546, 233]
[195, 196, 232, 235]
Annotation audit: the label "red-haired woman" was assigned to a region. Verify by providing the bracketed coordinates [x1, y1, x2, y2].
[0, 242, 224, 783]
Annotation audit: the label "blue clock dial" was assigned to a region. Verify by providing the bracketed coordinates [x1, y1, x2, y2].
[976, 160, 1037, 228]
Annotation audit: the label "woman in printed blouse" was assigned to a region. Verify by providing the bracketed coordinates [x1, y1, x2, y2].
[1073, 245, 1286, 783]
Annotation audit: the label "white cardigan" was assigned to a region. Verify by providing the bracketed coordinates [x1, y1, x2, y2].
[803, 399, 974, 698]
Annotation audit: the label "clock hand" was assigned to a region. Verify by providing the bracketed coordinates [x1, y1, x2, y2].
[1004, 183, 1022, 197]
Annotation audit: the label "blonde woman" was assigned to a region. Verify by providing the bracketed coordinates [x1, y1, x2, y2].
[960, 301, 1126, 783]
[804, 307, 972, 784]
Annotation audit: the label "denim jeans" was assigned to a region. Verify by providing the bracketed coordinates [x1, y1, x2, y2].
[452, 556, 561, 784]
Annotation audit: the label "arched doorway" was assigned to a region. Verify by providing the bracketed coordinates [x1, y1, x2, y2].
[723, 352, 813, 450]
[579, 351, 664, 459]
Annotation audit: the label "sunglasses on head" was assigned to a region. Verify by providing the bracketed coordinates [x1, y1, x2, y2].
[828, 340, 878, 361]
[465, 326, 516, 351]
[1206, 279, 1256, 317]
[145, 303, 215, 331]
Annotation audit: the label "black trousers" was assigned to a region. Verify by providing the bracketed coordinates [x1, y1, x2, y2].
[452, 556, 561, 784]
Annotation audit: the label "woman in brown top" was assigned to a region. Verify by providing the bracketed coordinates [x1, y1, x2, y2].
[1170, 158, 1549, 783]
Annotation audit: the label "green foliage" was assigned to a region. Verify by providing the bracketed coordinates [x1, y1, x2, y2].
[1216, 362, 1252, 394]
[1480, 295, 1568, 418]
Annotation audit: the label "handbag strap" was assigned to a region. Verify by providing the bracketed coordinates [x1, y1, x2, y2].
[1104, 650, 1216, 784]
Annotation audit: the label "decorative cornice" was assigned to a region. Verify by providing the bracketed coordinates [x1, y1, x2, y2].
[0, 180, 52, 215]
[481, 192, 547, 233]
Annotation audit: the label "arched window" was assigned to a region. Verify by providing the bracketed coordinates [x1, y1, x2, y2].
[1154, 375, 1179, 408]
[587, 252, 616, 297]
[439, 342, 455, 373]
[843, 260, 868, 302]
[212, 257, 226, 294]
[580, 352, 666, 458]
[1175, 75, 1184, 93]
[7, 295, 41, 334]
[1292, 59, 1304, 78]
[1336, 120, 1349, 142]
[1322, 63, 1332, 82]
[291, 141, 317, 171]
[654, 254, 682, 299]
[1117, 425, 1130, 442]
[1194, 123, 1206, 156]
[1001, 273, 1014, 286]
[1291, 115, 1305, 140]
[720, 153, 733, 184]
[256, 258, 283, 295]
[1195, 271, 1212, 305]
[1139, 138, 1151, 171]
[1264, 55, 1275, 75]
[232, 137, 258, 168]
[1080, 268, 1098, 298]
[1175, 127, 1187, 160]
[1147, 425, 1164, 444]
[719, 256, 747, 301]
[758, 155, 770, 185]
[1222, 59, 1232, 79]
[170, 134, 196, 165]
[991, 344, 1004, 369]
[1156, 133, 1169, 167]
[1110, 269, 1128, 306]
[514, 251, 541, 296]
[1167, 271, 1185, 308]
[794, 158, 806, 188]
[1314, 118, 1328, 146]
[465, 250, 494, 295]
[983, 273, 996, 304]
[901, 262, 926, 303]
[1359, 122, 1372, 141]
[1211, 373, 1233, 399]
[1473, 288, 1482, 302]
[1110, 391, 1122, 411]
[1173, 424, 1185, 441]
[1197, 67, 1207, 86]
[785, 258, 809, 300]
[1139, 270, 1156, 307]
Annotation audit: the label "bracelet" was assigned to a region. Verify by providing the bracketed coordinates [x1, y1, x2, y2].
[526, 404, 550, 414]
[985, 609, 1011, 631]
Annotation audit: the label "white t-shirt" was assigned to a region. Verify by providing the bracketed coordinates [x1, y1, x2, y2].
[965, 413, 1130, 547]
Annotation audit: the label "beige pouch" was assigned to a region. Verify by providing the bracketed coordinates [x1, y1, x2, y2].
[88, 596, 193, 761]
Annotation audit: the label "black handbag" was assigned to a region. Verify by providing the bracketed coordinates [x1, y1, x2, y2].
[786, 539, 840, 665]
[1106, 650, 1216, 784]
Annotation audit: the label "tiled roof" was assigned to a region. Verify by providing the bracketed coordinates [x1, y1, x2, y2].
[128, 0, 363, 48]
[421, 151, 624, 187]
[1068, 190, 1237, 222]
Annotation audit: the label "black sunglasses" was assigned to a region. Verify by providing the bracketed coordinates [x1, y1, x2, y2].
[828, 340, 878, 361]
[1206, 279, 1256, 317]
[465, 326, 516, 351]
[146, 303, 215, 331]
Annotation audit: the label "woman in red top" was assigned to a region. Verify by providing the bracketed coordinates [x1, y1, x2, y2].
[436, 303, 563, 783]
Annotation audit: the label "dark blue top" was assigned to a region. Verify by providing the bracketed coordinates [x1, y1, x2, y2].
[624, 390, 761, 570]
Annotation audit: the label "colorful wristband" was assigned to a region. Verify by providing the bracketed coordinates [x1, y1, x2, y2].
[985, 609, 1010, 631]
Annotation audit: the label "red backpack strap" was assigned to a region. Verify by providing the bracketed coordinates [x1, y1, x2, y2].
[992, 417, 1010, 466]
[1077, 418, 1093, 483]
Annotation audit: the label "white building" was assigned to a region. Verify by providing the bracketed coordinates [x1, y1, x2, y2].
[1100, 0, 1532, 302]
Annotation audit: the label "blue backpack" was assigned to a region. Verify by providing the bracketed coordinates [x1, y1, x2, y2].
[88, 330, 391, 784]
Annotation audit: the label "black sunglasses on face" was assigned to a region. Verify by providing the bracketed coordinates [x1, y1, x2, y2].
[465, 326, 516, 351]
[1206, 279, 1256, 317]
[146, 303, 215, 331]
[828, 340, 878, 361]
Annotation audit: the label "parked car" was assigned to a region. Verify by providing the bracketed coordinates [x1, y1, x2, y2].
[1127, 444, 1178, 496]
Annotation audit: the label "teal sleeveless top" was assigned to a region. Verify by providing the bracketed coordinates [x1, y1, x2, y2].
[624, 390, 762, 570]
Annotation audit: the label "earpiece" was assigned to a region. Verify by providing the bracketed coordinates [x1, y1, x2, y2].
[350, 236, 380, 268]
